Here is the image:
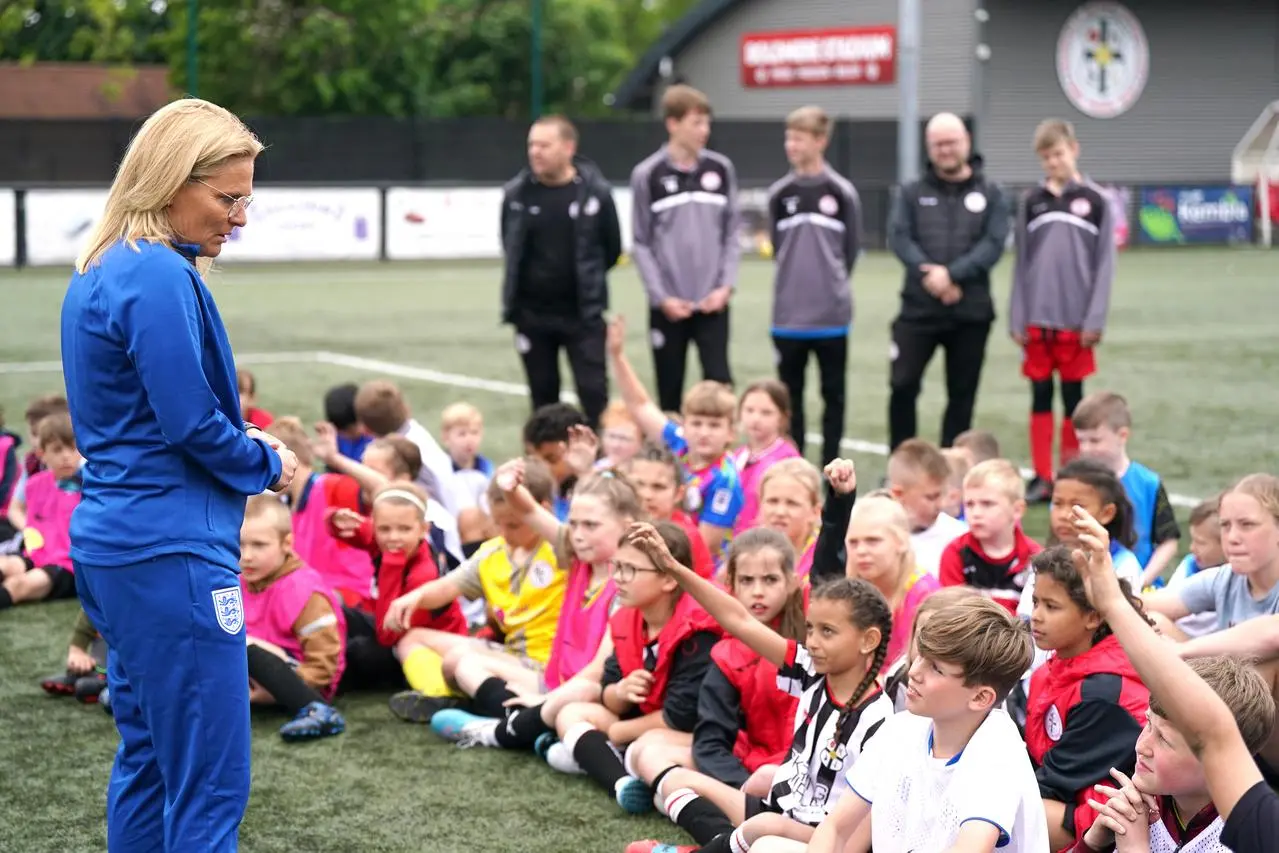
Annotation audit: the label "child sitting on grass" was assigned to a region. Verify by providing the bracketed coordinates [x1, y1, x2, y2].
[379, 459, 568, 722]
[0, 413, 83, 611]
[40, 608, 108, 704]
[1076, 654, 1274, 852]
[239, 495, 346, 742]
[545, 520, 721, 815]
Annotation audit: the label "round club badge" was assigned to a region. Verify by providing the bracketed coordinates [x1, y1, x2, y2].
[700, 170, 723, 192]
[1056, 2, 1149, 119]
[964, 191, 987, 213]
[1070, 197, 1093, 218]
[583, 196, 600, 216]
[568, 201, 580, 219]
[818, 194, 839, 216]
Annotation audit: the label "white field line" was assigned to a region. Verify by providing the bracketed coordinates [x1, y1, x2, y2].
[313, 351, 1201, 510]
[0, 350, 323, 375]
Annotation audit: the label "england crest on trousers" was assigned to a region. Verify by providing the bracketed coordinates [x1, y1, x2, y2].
[212, 586, 245, 635]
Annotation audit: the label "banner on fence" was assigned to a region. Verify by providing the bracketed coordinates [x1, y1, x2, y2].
[24, 189, 108, 266]
[0, 189, 14, 266]
[1137, 185, 1255, 245]
[387, 187, 639, 260]
[222, 188, 381, 261]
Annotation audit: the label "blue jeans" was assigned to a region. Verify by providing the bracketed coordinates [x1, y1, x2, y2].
[76, 555, 250, 852]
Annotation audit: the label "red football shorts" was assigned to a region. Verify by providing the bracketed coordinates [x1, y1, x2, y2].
[1021, 326, 1096, 382]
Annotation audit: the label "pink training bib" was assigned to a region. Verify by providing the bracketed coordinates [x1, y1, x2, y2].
[242, 562, 347, 699]
[732, 439, 801, 534]
[543, 559, 616, 690]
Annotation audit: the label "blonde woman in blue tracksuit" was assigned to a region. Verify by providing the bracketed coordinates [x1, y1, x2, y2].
[59, 99, 297, 853]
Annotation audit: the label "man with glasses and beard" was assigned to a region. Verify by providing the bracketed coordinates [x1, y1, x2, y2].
[500, 115, 622, 430]
[887, 113, 1010, 452]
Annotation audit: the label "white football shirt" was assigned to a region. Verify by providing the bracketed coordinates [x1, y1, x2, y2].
[848, 709, 1050, 853]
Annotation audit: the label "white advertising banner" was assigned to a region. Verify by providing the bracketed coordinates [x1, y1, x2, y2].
[221, 187, 380, 261]
[24, 189, 109, 267]
[0, 189, 15, 266]
[385, 187, 504, 260]
[613, 187, 634, 254]
[386, 186, 637, 260]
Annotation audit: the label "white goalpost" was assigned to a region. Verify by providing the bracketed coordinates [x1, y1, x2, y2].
[1231, 100, 1279, 248]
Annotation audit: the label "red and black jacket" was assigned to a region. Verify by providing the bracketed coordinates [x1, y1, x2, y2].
[1026, 634, 1150, 849]
[331, 512, 468, 647]
[609, 593, 721, 722]
[939, 528, 1042, 614]
[694, 635, 799, 787]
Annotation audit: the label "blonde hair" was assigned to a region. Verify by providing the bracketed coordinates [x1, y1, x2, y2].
[77, 98, 263, 277]
[1226, 474, 1279, 527]
[760, 457, 822, 509]
[243, 493, 292, 537]
[964, 458, 1025, 503]
[846, 494, 918, 611]
[441, 402, 483, 432]
[785, 105, 830, 137]
[1033, 118, 1077, 152]
[887, 438, 951, 487]
[682, 381, 736, 421]
[372, 482, 430, 519]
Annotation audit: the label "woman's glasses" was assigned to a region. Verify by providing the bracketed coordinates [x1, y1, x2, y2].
[195, 179, 253, 218]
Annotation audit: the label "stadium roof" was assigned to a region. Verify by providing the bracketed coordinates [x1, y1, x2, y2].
[611, 0, 744, 111]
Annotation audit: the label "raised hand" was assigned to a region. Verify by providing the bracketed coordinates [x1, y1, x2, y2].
[1070, 505, 1123, 613]
[565, 425, 600, 476]
[823, 458, 858, 495]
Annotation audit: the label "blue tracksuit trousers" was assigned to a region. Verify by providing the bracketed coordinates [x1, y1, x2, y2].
[75, 555, 251, 852]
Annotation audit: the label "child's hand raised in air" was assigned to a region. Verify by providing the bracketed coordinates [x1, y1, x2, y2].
[823, 458, 857, 495]
[1070, 505, 1123, 614]
[66, 645, 95, 675]
[624, 522, 683, 574]
[330, 508, 362, 538]
[311, 421, 340, 465]
[606, 316, 626, 358]
[1085, 767, 1158, 851]
[565, 425, 600, 477]
[618, 668, 654, 706]
[494, 458, 526, 493]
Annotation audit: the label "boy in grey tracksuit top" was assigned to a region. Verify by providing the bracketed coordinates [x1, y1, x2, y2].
[768, 107, 862, 465]
[629, 85, 742, 412]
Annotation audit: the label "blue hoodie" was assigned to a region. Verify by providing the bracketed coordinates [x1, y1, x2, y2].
[60, 240, 281, 570]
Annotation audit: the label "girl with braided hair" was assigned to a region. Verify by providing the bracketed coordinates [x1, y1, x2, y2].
[622, 521, 893, 853]
[1026, 543, 1153, 850]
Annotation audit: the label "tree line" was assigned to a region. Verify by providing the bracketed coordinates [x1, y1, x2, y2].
[0, 0, 699, 117]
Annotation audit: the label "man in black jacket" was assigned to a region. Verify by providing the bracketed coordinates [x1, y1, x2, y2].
[501, 115, 622, 429]
[887, 112, 1010, 451]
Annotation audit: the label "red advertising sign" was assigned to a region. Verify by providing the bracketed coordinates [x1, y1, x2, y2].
[740, 26, 897, 88]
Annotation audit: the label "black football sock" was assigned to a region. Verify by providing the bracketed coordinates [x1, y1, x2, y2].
[471, 676, 517, 718]
[494, 703, 552, 749]
[572, 727, 628, 792]
[247, 645, 325, 715]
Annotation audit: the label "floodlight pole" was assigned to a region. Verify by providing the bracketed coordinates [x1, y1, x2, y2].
[187, 0, 199, 98]
[531, 0, 545, 119]
[897, 0, 921, 185]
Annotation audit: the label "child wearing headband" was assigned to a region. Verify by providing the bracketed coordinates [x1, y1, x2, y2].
[333, 482, 468, 694]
